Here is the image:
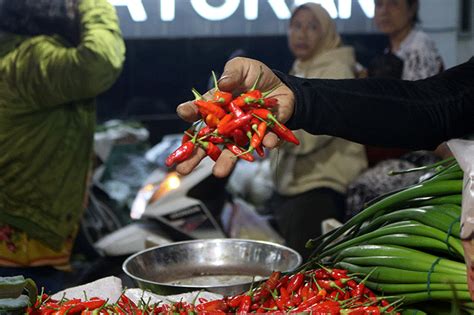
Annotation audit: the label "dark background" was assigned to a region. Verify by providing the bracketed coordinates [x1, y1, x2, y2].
[96, 34, 388, 144]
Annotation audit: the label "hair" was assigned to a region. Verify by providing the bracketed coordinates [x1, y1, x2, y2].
[406, 0, 420, 24]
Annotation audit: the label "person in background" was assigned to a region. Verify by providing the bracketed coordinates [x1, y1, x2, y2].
[0, 0, 125, 292]
[372, 0, 444, 80]
[345, 0, 447, 219]
[267, 3, 367, 258]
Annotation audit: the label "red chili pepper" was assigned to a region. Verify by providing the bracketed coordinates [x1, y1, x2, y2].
[207, 135, 225, 144]
[276, 275, 290, 290]
[250, 121, 267, 149]
[253, 271, 281, 302]
[194, 99, 226, 119]
[218, 113, 233, 129]
[227, 295, 243, 309]
[181, 129, 193, 144]
[300, 283, 310, 301]
[218, 114, 252, 135]
[197, 125, 214, 138]
[343, 290, 351, 301]
[290, 293, 302, 307]
[346, 279, 358, 288]
[165, 141, 195, 167]
[307, 300, 341, 313]
[225, 143, 254, 161]
[287, 273, 304, 293]
[328, 268, 348, 280]
[231, 128, 248, 147]
[196, 299, 228, 312]
[262, 97, 278, 108]
[251, 108, 273, 120]
[229, 101, 245, 118]
[251, 108, 299, 145]
[231, 95, 246, 107]
[312, 268, 331, 280]
[210, 71, 233, 105]
[80, 299, 106, 310]
[200, 141, 221, 161]
[236, 295, 251, 314]
[344, 306, 382, 315]
[117, 294, 138, 313]
[317, 279, 343, 291]
[270, 122, 300, 145]
[290, 289, 326, 313]
[205, 113, 220, 127]
[213, 90, 233, 105]
[255, 145, 265, 157]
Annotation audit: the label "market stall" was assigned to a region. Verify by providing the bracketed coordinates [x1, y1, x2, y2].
[2, 143, 473, 314]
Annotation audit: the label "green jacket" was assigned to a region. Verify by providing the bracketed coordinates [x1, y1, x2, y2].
[0, 0, 125, 250]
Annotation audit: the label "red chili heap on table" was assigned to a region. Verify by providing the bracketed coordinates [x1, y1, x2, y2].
[165, 71, 300, 167]
[27, 267, 401, 314]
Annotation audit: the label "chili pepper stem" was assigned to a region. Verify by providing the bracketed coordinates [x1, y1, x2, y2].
[262, 83, 282, 98]
[360, 267, 377, 284]
[211, 70, 219, 91]
[191, 88, 203, 100]
[250, 66, 264, 91]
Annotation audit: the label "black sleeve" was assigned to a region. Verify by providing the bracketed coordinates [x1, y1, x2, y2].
[277, 57, 474, 150]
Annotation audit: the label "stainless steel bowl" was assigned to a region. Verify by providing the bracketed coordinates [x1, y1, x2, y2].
[123, 239, 302, 296]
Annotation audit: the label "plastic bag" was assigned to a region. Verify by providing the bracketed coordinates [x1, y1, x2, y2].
[448, 139, 474, 299]
[220, 198, 284, 244]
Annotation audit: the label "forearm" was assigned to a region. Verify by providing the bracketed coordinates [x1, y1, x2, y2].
[278, 59, 474, 150]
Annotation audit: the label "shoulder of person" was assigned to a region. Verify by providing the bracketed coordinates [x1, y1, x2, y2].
[407, 29, 439, 51]
[315, 47, 356, 78]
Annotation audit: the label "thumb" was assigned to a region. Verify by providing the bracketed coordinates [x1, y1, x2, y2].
[217, 57, 248, 92]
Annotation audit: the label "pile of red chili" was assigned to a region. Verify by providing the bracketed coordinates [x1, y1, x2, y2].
[195, 267, 401, 314]
[165, 72, 300, 167]
[27, 292, 196, 314]
[27, 267, 401, 314]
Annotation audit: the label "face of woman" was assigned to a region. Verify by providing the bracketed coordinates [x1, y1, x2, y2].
[288, 8, 321, 61]
[374, 0, 416, 35]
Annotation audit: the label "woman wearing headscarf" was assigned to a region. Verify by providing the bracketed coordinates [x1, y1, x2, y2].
[269, 3, 367, 258]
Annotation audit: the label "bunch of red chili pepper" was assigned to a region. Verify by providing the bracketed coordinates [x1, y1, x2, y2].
[193, 267, 402, 314]
[165, 71, 300, 167]
[26, 267, 403, 314]
[27, 291, 197, 315]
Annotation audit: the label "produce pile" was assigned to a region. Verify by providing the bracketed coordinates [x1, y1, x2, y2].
[165, 71, 299, 167]
[305, 159, 473, 314]
[27, 292, 196, 315]
[24, 269, 401, 314]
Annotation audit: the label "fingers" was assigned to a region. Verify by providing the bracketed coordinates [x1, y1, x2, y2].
[272, 86, 295, 124]
[262, 132, 280, 149]
[218, 57, 249, 93]
[175, 147, 207, 175]
[212, 149, 238, 178]
[177, 101, 200, 123]
[175, 147, 238, 179]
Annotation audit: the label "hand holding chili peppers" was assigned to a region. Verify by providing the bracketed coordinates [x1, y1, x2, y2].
[170, 63, 300, 177]
[175, 58, 297, 178]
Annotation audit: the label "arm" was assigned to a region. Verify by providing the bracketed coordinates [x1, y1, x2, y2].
[281, 57, 474, 150]
[5, 0, 125, 107]
[291, 62, 356, 155]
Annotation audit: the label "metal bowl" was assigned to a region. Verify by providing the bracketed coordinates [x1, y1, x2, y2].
[123, 239, 302, 296]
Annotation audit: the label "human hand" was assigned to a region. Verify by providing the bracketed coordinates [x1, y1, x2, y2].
[175, 57, 295, 178]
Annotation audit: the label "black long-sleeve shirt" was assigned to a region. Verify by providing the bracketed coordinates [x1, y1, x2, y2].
[278, 57, 474, 150]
